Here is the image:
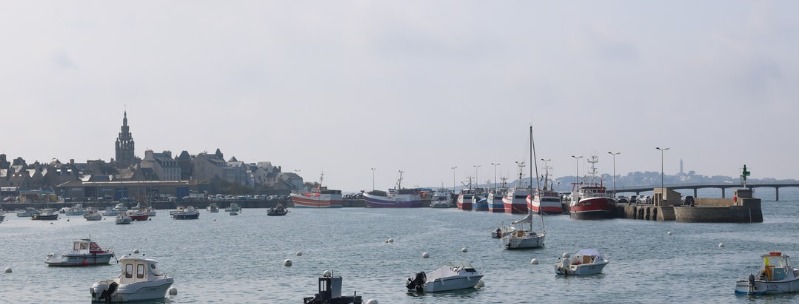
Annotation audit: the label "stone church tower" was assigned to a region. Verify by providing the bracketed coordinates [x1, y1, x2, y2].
[115, 111, 136, 168]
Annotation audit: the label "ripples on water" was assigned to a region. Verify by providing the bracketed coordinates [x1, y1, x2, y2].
[2, 192, 799, 303]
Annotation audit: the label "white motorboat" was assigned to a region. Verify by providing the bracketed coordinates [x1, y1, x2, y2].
[101, 207, 118, 217]
[90, 253, 174, 302]
[62, 204, 86, 216]
[555, 249, 609, 276]
[45, 238, 115, 266]
[115, 213, 132, 225]
[735, 251, 799, 295]
[429, 188, 452, 208]
[207, 202, 219, 213]
[406, 263, 484, 292]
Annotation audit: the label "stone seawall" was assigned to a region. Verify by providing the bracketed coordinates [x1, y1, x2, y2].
[673, 199, 762, 223]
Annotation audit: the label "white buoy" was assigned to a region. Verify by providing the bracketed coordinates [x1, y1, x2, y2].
[530, 258, 539, 265]
[133, 249, 140, 254]
[667, 231, 672, 235]
[422, 252, 429, 258]
[461, 247, 468, 253]
[562, 252, 570, 258]
[386, 238, 394, 243]
[719, 242, 725, 248]
[4, 267, 11, 273]
[168, 287, 178, 296]
[296, 251, 303, 256]
[323, 270, 332, 277]
[475, 280, 485, 288]
[366, 299, 378, 304]
[284, 259, 292, 267]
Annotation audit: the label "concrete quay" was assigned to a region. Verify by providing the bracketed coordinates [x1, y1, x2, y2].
[617, 188, 762, 223]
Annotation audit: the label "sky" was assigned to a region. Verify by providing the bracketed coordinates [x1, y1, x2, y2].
[1, 1, 797, 192]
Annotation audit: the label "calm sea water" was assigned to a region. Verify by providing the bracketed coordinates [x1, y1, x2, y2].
[2, 189, 799, 303]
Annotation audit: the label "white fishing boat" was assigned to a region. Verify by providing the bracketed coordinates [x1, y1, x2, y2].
[45, 238, 115, 267]
[429, 188, 452, 208]
[501, 125, 546, 250]
[735, 251, 799, 295]
[555, 249, 609, 276]
[406, 263, 484, 293]
[90, 253, 174, 302]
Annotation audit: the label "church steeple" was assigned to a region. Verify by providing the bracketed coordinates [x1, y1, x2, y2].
[115, 110, 135, 168]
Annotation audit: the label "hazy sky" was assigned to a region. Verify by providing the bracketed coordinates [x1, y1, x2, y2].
[2, 1, 797, 192]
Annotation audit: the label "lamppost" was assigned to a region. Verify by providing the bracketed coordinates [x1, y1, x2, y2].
[571, 155, 583, 185]
[490, 163, 500, 191]
[473, 165, 481, 189]
[370, 168, 376, 191]
[451, 166, 457, 192]
[656, 147, 669, 192]
[607, 152, 621, 195]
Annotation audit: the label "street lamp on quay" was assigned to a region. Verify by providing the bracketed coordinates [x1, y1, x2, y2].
[571, 155, 583, 185]
[370, 168, 376, 191]
[490, 163, 500, 191]
[451, 166, 457, 192]
[607, 152, 621, 194]
[656, 147, 669, 192]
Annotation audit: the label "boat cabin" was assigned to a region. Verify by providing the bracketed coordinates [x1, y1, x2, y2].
[760, 252, 794, 281]
[73, 239, 108, 254]
[117, 256, 166, 284]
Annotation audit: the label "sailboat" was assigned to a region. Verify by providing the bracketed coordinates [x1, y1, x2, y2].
[501, 125, 546, 250]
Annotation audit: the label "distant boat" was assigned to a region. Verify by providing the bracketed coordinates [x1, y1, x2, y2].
[456, 188, 475, 211]
[84, 208, 102, 221]
[290, 173, 344, 208]
[45, 238, 115, 267]
[502, 187, 529, 214]
[115, 213, 132, 225]
[207, 202, 219, 213]
[569, 155, 616, 220]
[429, 188, 452, 208]
[32, 208, 59, 221]
[16, 207, 40, 217]
[267, 204, 289, 216]
[171, 206, 200, 220]
[487, 178, 507, 213]
[363, 171, 423, 208]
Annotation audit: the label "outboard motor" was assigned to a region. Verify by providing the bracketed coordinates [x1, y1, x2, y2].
[99, 282, 118, 304]
[406, 272, 426, 292]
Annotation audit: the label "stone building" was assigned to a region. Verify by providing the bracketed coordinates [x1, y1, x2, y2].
[140, 150, 182, 181]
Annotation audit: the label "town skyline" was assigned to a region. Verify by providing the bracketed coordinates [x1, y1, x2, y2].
[2, 1, 797, 193]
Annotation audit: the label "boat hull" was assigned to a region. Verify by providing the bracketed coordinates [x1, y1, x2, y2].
[46, 253, 115, 267]
[290, 194, 344, 208]
[555, 261, 609, 276]
[424, 275, 484, 292]
[735, 278, 799, 295]
[528, 195, 565, 215]
[91, 278, 174, 303]
[363, 194, 422, 208]
[32, 214, 59, 221]
[457, 195, 473, 211]
[488, 196, 505, 213]
[570, 197, 615, 219]
[502, 198, 528, 214]
[502, 232, 545, 249]
[473, 198, 488, 211]
[172, 213, 199, 220]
